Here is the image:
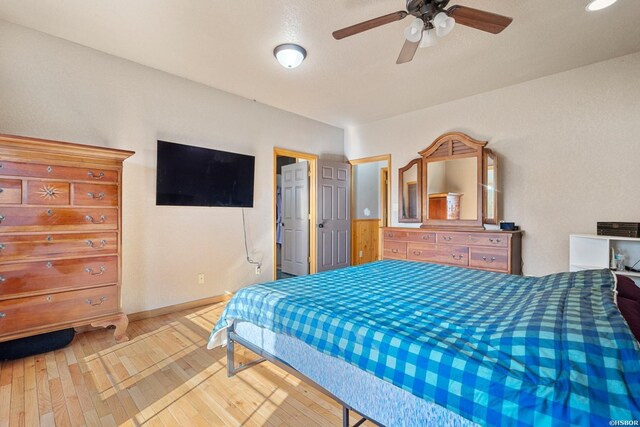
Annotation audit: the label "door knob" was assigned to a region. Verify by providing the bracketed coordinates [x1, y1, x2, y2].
[318, 223, 324, 228]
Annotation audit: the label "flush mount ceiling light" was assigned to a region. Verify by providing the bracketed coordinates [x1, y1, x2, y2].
[273, 44, 307, 69]
[586, 0, 618, 11]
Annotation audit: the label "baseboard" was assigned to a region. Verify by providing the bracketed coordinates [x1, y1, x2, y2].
[127, 293, 233, 322]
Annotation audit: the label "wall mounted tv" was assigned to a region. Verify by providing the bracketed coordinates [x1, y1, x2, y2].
[156, 140, 255, 207]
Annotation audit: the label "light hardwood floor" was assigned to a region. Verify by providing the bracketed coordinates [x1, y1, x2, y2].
[0, 302, 375, 427]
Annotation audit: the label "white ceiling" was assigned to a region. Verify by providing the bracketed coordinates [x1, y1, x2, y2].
[1, 0, 639, 128]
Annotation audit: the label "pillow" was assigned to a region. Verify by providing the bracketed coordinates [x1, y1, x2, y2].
[616, 274, 640, 302]
[617, 296, 640, 343]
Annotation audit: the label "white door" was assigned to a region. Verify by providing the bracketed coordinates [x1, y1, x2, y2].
[281, 161, 309, 276]
[317, 161, 351, 272]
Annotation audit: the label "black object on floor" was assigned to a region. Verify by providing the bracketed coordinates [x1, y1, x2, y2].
[0, 328, 75, 360]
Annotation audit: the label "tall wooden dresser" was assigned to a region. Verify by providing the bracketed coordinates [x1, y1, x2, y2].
[382, 227, 523, 274]
[0, 134, 134, 343]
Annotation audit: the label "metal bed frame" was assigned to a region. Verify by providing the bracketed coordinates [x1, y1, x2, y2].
[226, 322, 383, 427]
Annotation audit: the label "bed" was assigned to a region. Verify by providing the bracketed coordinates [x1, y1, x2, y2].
[208, 260, 640, 426]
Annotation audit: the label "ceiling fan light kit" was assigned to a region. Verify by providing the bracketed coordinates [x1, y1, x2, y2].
[273, 43, 307, 69]
[586, 0, 618, 11]
[332, 0, 513, 64]
[433, 12, 456, 37]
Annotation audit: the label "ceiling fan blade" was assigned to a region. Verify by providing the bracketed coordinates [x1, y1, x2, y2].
[333, 11, 408, 40]
[396, 39, 420, 64]
[448, 5, 513, 34]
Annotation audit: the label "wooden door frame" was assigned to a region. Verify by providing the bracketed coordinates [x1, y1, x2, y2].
[348, 154, 392, 264]
[273, 148, 318, 280]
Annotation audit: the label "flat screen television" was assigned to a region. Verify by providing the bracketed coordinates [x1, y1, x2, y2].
[156, 140, 255, 207]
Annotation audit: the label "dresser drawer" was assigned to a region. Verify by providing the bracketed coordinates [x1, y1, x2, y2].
[0, 256, 118, 298]
[0, 160, 118, 183]
[436, 232, 468, 245]
[25, 180, 71, 205]
[0, 232, 117, 262]
[466, 233, 509, 248]
[469, 248, 509, 271]
[382, 230, 409, 241]
[383, 241, 407, 259]
[404, 231, 436, 243]
[72, 183, 118, 206]
[408, 243, 469, 266]
[0, 179, 21, 204]
[0, 285, 119, 336]
[0, 207, 117, 232]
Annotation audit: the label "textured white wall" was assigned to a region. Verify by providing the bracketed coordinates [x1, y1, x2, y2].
[346, 52, 640, 276]
[0, 21, 344, 313]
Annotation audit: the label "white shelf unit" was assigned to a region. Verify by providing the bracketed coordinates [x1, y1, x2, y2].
[570, 234, 640, 282]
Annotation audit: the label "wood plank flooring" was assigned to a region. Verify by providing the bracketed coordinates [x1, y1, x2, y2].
[0, 302, 376, 426]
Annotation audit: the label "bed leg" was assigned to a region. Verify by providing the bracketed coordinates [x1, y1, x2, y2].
[343, 406, 349, 427]
[227, 326, 235, 377]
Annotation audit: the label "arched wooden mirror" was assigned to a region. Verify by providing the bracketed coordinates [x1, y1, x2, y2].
[398, 158, 422, 223]
[419, 132, 498, 230]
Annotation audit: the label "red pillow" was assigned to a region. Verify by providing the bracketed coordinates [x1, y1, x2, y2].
[616, 274, 640, 302]
[617, 296, 640, 342]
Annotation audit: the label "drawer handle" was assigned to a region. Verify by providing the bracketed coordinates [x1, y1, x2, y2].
[489, 238, 502, 244]
[85, 266, 107, 276]
[391, 249, 399, 254]
[85, 215, 106, 224]
[47, 166, 53, 173]
[422, 235, 431, 240]
[451, 254, 463, 260]
[0, 244, 4, 250]
[0, 276, 5, 282]
[47, 236, 53, 242]
[482, 256, 496, 263]
[47, 209, 54, 216]
[87, 192, 106, 200]
[0, 189, 3, 194]
[86, 296, 108, 306]
[0, 312, 5, 318]
[386, 233, 394, 238]
[0, 215, 5, 223]
[442, 236, 452, 241]
[412, 250, 422, 256]
[88, 171, 105, 180]
[86, 239, 107, 249]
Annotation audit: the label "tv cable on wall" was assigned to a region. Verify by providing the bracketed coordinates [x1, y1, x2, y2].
[242, 209, 262, 274]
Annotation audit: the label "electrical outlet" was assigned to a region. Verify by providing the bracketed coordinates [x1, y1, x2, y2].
[198, 273, 205, 284]
[255, 265, 261, 275]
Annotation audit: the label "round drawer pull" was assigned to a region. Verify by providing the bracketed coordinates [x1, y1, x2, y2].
[0, 276, 5, 282]
[47, 166, 53, 173]
[85, 266, 107, 276]
[47, 209, 54, 216]
[0, 244, 4, 250]
[85, 215, 106, 224]
[0, 215, 5, 223]
[391, 249, 398, 253]
[46, 295, 53, 302]
[87, 171, 105, 180]
[489, 238, 502, 244]
[87, 192, 106, 200]
[46, 262, 53, 268]
[0, 189, 4, 194]
[46, 236, 53, 242]
[482, 256, 496, 263]
[0, 312, 6, 318]
[86, 239, 107, 249]
[86, 296, 108, 306]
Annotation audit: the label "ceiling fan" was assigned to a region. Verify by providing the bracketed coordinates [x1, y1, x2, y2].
[332, 0, 513, 64]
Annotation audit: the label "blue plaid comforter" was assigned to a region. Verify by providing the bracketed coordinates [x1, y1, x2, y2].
[208, 260, 640, 426]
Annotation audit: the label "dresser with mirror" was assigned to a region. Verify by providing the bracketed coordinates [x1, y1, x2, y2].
[387, 132, 522, 274]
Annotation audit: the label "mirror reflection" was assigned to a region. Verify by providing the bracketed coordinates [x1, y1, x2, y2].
[401, 163, 419, 220]
[426, 158, 477, 221]
[485, 154, 496, 222]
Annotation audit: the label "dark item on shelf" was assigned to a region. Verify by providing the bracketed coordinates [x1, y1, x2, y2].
[597, 222, 640, 238]
[0, 328, 75, 360]
[499, 221, 519, 231]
